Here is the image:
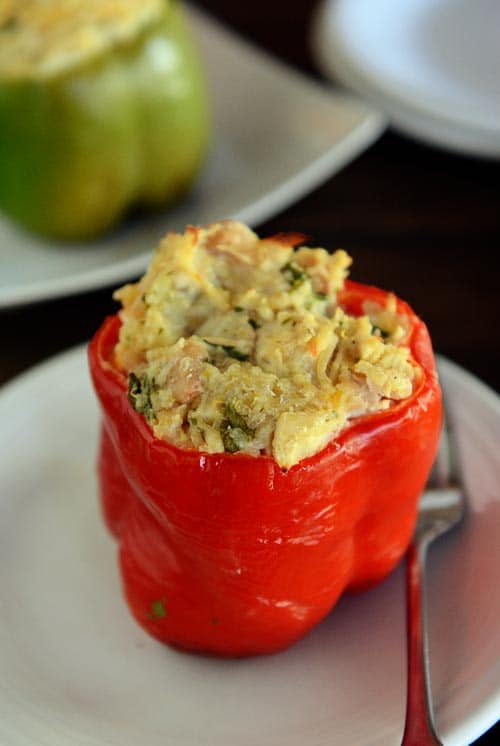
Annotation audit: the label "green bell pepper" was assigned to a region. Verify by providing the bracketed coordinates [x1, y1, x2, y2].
[0, 1, 210, 240]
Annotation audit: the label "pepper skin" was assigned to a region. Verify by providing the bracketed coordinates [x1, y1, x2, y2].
[89, 280, 441, 657]
[0, 2, 209, 240]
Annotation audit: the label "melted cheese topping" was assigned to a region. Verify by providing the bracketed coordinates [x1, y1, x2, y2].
[115, 221, 418, 468]
[0, 0, 164, 81]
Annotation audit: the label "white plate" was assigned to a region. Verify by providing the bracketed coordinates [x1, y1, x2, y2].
[312, 0, 500, 158]
[0, 6, 384, 310]
[0, 348, 499, 745]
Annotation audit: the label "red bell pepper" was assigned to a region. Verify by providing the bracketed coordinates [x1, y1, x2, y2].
[88, 279, 441, 657]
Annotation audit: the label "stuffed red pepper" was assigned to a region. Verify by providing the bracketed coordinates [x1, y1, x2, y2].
[89, 221, 441, 657]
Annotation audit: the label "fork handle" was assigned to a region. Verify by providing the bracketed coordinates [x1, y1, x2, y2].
[401, 538, 443, 746]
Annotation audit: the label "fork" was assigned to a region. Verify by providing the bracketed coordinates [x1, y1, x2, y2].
[401, 410, 466, 746]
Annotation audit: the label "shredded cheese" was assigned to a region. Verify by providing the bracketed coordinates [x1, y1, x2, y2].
[0, 0, 164, 80]
[114, 221, 417, 468]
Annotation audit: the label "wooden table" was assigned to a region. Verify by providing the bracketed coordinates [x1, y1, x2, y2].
[1, 1, 499, 743]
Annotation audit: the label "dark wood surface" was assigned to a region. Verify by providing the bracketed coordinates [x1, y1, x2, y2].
[1, 0, 499, 742]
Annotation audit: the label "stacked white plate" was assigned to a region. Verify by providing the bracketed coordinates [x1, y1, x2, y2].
[312, 0, 500, 158]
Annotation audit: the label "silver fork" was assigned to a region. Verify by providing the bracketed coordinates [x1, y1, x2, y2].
[401, 410, 466, 746]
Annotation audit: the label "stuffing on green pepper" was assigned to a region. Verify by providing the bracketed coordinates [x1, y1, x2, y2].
[0, 0, 210, 240]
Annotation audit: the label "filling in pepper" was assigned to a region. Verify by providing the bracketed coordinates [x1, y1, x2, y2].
[0, 0, 163, 80]
[114, 221, 420, 468]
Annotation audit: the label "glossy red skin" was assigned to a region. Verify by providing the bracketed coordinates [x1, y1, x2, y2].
[88, 280, 442, 657]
